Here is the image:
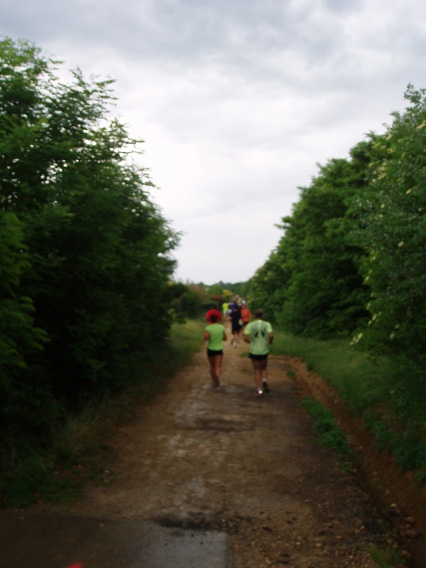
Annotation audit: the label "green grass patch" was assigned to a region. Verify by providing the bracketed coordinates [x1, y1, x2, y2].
[1, 319, 205, 508]
[369, 545, 406, 567]
[301, 397, 355, 471]
[273, 330, 426, 481]
[273, 333, 389, 413]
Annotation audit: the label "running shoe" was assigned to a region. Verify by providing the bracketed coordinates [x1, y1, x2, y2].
[262, 380, 270, 393]
[255, 388, 263, 397]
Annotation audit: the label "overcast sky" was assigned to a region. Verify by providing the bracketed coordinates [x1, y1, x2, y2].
[3, 0, 426, 284]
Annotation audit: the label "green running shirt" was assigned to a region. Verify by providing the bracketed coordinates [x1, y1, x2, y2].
[205, 323, 226, 351]
[244, 319, 273, 355]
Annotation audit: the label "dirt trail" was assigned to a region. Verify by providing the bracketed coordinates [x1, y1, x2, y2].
[37, 332, 419, 567]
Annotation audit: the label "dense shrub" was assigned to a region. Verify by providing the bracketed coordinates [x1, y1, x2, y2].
[0, 38, 178, 465]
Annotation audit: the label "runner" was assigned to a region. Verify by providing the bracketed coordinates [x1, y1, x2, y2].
[243, 309, 274, 397]
[204, 313, 227, 387]
[240, 304, 252, 330]
[222, 301, 229, 322]
[229, 303, 242, 348]
[205, 304, 222, 324]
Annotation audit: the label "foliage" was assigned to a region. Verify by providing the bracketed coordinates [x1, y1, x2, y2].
[0, 38, 178, 479]
[249, 145, 372, 335]
[250, 85, 426, 454]
[246, 250, 290, 321]
[209, 280, 249, 300]
[273, 330, 426, 482]
[350, 85, 426, 370]
[0, 211, 47, 378]
[369, 545, 406, 568]
[1, 319, 204, 507]
[301, 397, 355, 471]
[166, 282, 201, 321]
[167, 281, 213, 320]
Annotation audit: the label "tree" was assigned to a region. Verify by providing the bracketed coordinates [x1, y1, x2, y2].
[352, 85, 426, 367]
[0, 37, 179, 438]
[247, 250, 290, 322]
[259, 148, 372, 337]
[0, 213, 43, 371]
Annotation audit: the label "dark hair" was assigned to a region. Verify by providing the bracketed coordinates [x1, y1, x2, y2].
[254, 309, 263, 319]
[210, 314, 218, 323]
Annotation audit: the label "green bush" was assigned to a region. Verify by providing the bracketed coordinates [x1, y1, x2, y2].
[0, 319, 205, 507]
[0, 37, 181, 500]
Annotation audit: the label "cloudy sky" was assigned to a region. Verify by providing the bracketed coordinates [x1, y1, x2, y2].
[3, 0, 426, 284]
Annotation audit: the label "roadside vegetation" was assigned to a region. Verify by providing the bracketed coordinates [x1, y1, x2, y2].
[247, 85, 426, 486]
[1, 319, 205, 507]
[369, 545, 407, 568]
[273, 331, 426, 484]
[0, 37, 206, 506]
[301, 396, 355, 471]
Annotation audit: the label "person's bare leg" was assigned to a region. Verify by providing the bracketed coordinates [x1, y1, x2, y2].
[214, 354, 223, 386]
[260, 359, 267, 381]
[208, 355, 221, 387]
[208, 356, 217, 386]
[260, 359, 269, 392]
[252, 360, 263, 392]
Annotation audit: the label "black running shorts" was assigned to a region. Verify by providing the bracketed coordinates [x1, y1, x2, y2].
[207, 349, 223, 357]
[249, 353, 268, 361]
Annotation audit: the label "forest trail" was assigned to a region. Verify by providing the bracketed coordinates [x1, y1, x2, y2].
[26, 328, 416, 568]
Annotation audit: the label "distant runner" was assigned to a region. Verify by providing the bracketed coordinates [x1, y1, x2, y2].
[222, 301, 229, 322]
[229, 302, 242, 347]
[240, 305, 252, 330]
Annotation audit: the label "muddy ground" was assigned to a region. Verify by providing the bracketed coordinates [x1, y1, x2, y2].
[32, 331, 426, 567]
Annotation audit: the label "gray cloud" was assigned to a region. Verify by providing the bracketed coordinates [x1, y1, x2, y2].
[2, 0, 426, 283]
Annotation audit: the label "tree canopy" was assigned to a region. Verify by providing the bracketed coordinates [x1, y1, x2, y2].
[0, 38, 179, 455]
[249, 84, 426, 377]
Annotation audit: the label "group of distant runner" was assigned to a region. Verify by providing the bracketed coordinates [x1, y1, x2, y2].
[204, 299, 274, 397]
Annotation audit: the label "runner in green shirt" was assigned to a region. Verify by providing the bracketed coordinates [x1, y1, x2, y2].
[243, 309, 274, 397]
[204, 314, 227, 388]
